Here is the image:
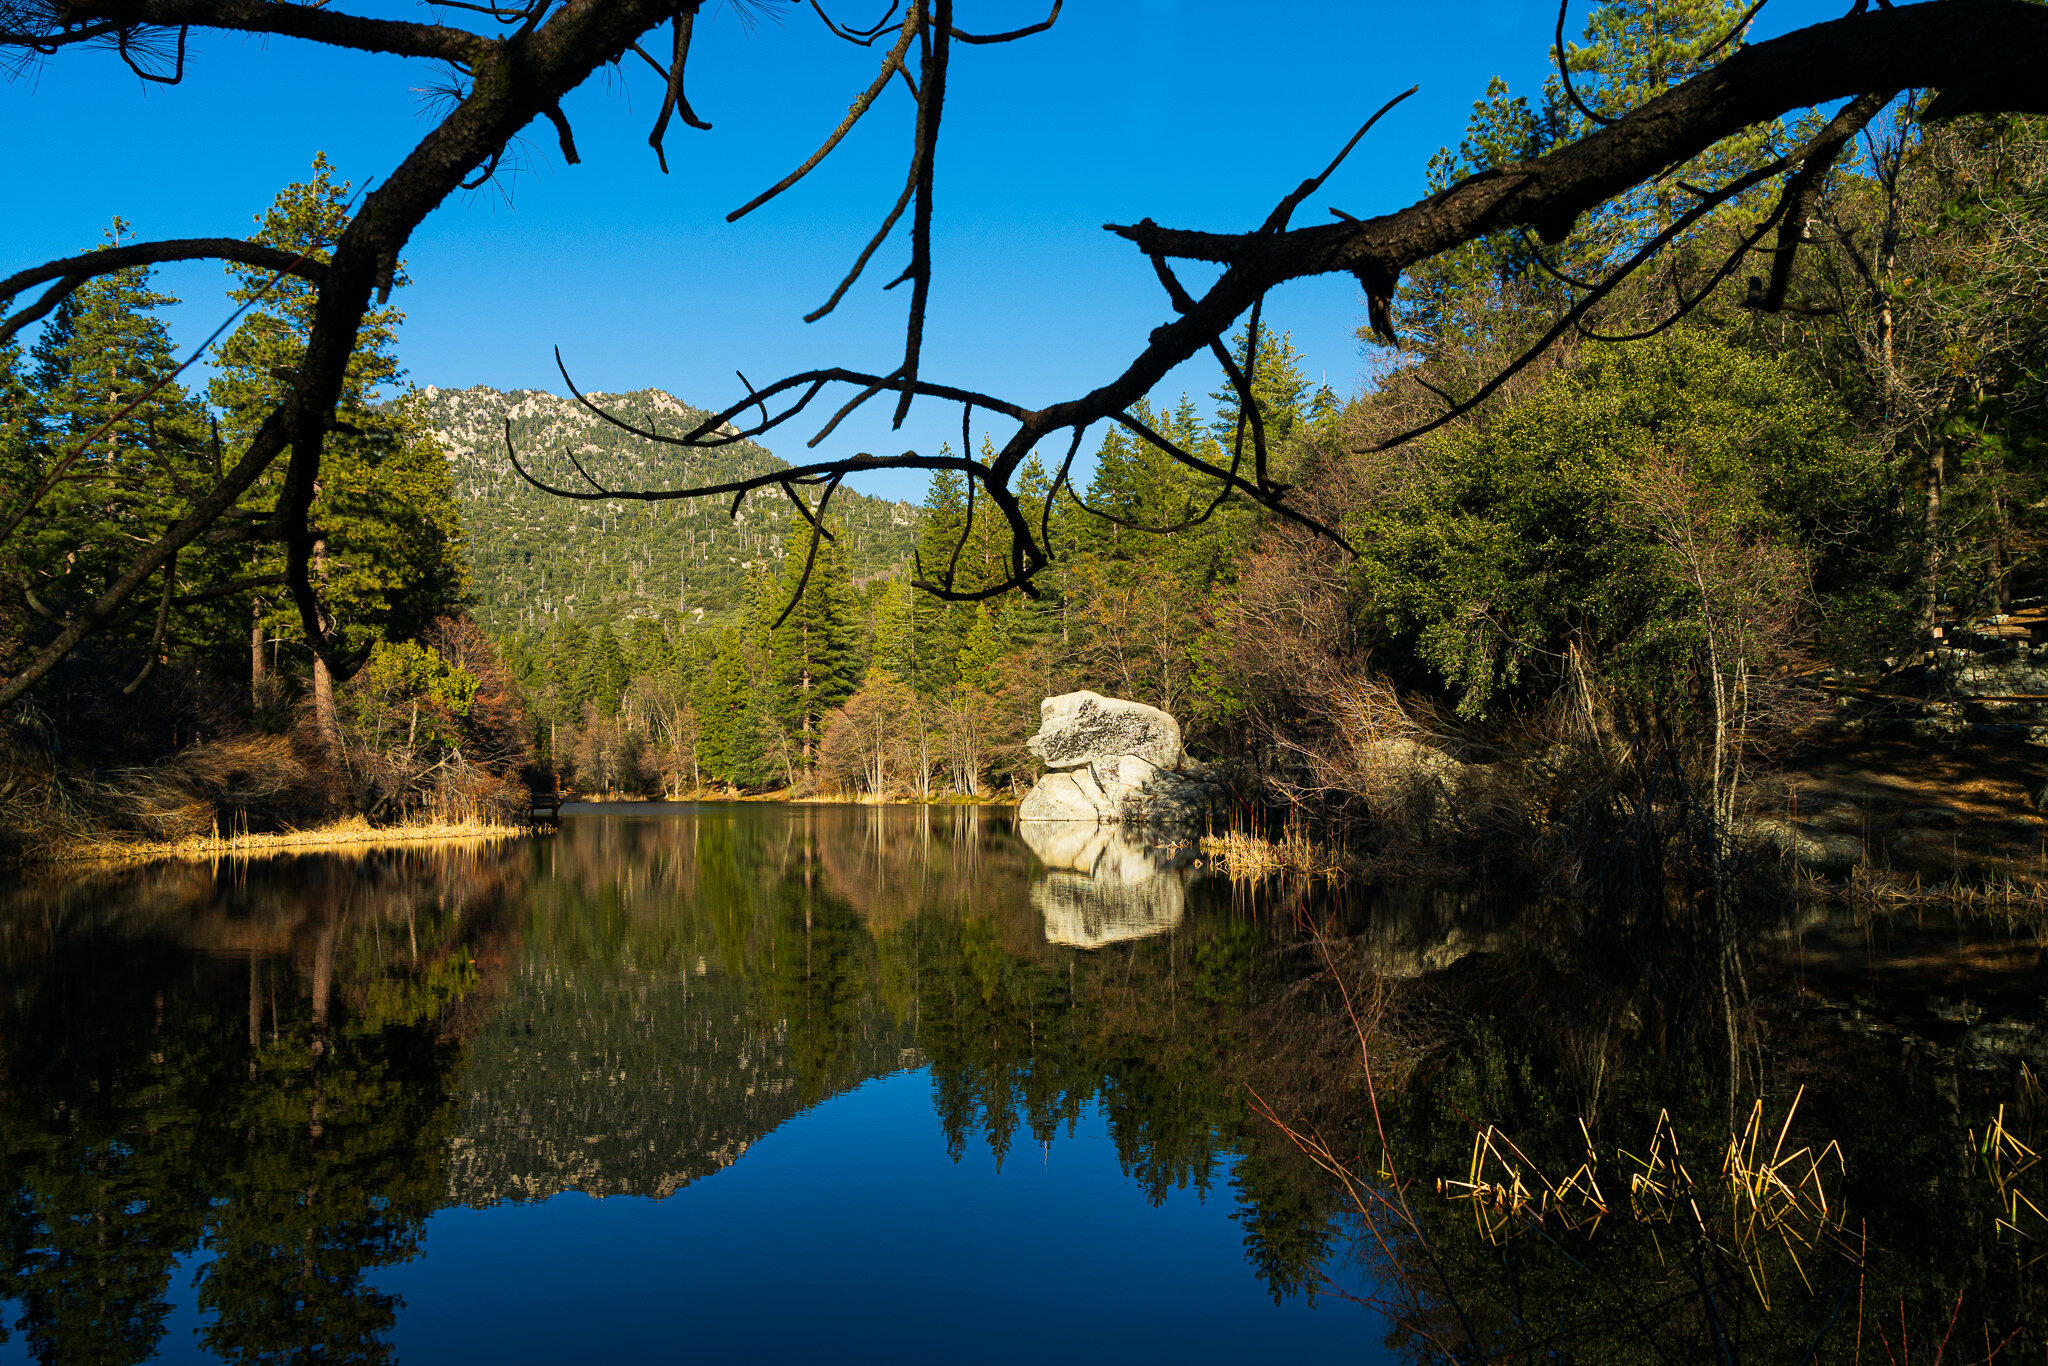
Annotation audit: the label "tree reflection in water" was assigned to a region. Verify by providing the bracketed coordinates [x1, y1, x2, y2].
[0, 808, 2041, 1362]
[0, 845, 522, 1365]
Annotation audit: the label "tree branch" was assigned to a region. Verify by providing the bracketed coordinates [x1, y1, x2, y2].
[6, 0, 493, 63]
[0, 238, 325, 340]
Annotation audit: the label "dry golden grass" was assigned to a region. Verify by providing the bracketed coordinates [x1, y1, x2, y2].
[1806, 861, 2048, 920]
[46, 814, 526, 866]
[1200, 823, 1362, 882]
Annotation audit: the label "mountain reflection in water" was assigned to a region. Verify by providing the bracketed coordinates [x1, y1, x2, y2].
[0, 803, 2041, 1363]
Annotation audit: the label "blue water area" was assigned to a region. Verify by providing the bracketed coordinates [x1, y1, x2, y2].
[53, 1072, 1375, 1366]
[382, 1073, 1375, 1365]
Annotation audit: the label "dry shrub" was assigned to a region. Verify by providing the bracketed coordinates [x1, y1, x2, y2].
[0, 731, 329, 860]
[343, 740, 526, 825]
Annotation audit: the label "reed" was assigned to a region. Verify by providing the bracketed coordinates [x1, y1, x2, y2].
[1200, 816, 1361, 883]
[1439, 1088, 1851, 1308]
[1805, 863, 2048, 924]
[1972, 1065, 2046, 1267]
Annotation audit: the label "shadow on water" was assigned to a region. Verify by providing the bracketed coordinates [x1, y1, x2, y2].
[0, 805, 2040, 1361]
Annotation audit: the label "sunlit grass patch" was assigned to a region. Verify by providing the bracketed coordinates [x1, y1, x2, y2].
[1200, 819, 1361, 883]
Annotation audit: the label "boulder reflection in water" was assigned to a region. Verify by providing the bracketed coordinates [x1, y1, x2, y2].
[1020, 821, 1190, 950]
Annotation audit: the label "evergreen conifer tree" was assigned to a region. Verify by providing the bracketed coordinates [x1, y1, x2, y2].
[588, 627, 630, 717]
[25, 290, 77, 404]
[210, 156, 469, 752]
[624, 618, 672, 679]
[14, 231, 220, 687]
[1208, 326, 1314, 452]
[1399, 0, 1776, 359]
[910, 462, 972, 693]
[731, 685, 774, 789]
[0, 344, 37, 675]
[954, 604, 1007, 694]
[694, 627, 752, 786]
[1565, 0, 1779, 249]
[766, 523, 860, 765]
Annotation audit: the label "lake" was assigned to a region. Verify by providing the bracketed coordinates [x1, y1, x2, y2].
[1, 803, 2041, 1362]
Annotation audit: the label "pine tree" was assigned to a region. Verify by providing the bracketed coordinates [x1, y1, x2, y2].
[766, 523, 860, 765]
[694, 627, 752, 786]
[210, 156, 470, 751]
[0, 343, 37, 675]
[624, 617, 672, 679]
[910, 463, 972, 693]
[732, 685, 775, 789]
[1565, 0, 1779, 249]
[866, 576, 917, 682]
[1006, 451, 1067, 647]
[588, 627, 630, 718]
[16, 233, 218, 676]
[26, 290, 77, 404]
[954, 604, 1006, 694]
[1208, 326, 1314, 453]
[1397, 0, 1778, 362]
[550, 621, 592, 717]
[1401, 77, 1580, 361]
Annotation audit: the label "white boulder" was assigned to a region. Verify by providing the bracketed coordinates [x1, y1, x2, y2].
[1017, 691, 1222, 826]
[1026, 691, 1183, 772]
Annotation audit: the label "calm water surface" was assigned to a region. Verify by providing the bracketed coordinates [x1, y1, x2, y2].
[2, 803, 2042, 1362]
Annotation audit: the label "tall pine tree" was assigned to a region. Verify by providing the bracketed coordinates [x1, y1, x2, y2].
[766, 523, 860, 766]
[210, 156, 469, 754]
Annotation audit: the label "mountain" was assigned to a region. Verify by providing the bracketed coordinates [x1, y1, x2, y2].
[421, 385, 921, 634]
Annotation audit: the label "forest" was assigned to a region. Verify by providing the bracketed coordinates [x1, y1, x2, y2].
[2, 0, 2046, 885]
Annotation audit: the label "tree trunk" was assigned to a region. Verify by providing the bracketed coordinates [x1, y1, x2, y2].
[250, 604, 266, 709]
[309, 915, 335, 1059]
[312, 651, 342, 759]
[1921, 438, 1946, 632]
[310, 538, 345, 763]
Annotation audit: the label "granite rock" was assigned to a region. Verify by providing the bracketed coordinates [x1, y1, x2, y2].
[1734, 817, 1865, 874]
[1019, 822, 1189, 949]
[1025, 691, 1183, 772]
[1017, 692, 1222, 826]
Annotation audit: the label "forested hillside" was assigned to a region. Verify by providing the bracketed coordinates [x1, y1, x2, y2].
[423, 385, 920, 632]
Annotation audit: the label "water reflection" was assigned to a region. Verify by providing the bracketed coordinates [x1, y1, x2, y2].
[0, 809, 2041, 1362]
[0, 844, 519, 1366]
[1019, 821, 1190, 949]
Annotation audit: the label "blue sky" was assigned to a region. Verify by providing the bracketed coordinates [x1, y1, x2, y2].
[3, 0, 1842, 501]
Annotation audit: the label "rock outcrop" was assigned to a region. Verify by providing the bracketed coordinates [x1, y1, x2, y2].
[1026, 691, 1184, 771]
[1017, 691, 1225, 826]
[1358, 738, 1482, 832]
[1732, 816, 1866, 874]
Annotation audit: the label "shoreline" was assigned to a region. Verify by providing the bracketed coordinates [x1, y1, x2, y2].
[12, 794, 1025, 870]
[25, 816, 528, 869]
